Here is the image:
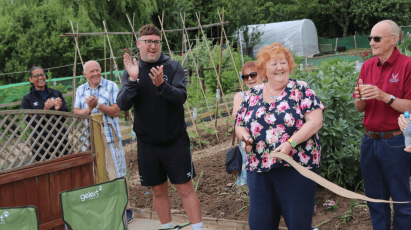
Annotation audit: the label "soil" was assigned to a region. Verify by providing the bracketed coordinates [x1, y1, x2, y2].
[124, 117, 376, 229]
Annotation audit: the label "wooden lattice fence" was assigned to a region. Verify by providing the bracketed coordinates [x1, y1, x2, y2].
[0, 110, 96, 230]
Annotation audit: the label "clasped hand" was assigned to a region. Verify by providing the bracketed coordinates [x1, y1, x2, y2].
[44, 97, 62, 111]
[85, 94, 98, 110]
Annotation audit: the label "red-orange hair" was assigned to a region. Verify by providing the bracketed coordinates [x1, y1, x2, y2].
[241, 61, 257, 72]
[256, 43, 296, 76]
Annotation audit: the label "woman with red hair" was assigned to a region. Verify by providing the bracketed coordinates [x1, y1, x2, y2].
[235, 43, 325, 229]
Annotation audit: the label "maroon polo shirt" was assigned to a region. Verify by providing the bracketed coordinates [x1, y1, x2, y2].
[353, 48, 411, 132]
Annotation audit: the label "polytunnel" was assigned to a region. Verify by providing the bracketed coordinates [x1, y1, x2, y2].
[239, 19, 320, 57]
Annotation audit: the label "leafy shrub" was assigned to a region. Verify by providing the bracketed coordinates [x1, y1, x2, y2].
[292, 60, 364, 190]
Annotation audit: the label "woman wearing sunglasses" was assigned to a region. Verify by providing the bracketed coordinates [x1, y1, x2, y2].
[21, 66, 70, 161]
[235, 43, 325, 230]
[231, 61, 264, 186]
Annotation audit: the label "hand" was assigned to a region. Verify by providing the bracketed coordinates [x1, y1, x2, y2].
[241, 136, 253, 154]
[270, 142, 293, 161]
[361, 83, 389, 102]
[123, 53, 139, 81]
[404, 145, 411, 152]
[54, 97, 62, 111]
[354, 79, 363, 102]
[44, 99, 54, 110]
[149, 65, 164, 87]
[85, 94, 98, 109]
[399, 114, 408, 131]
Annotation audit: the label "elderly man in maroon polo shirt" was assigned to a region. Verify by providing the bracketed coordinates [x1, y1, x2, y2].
[353, 20, 411, 230]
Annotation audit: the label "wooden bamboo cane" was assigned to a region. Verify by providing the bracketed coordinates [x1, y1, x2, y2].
[102, 21, 134, 125]
[70, 21, 84, 66]
[195, 12, 230, 114]
[179, 13, 219, 140]
[217, 9, 244, 91]
[157, 15, 202, 143]
[158, 15, 173, 59]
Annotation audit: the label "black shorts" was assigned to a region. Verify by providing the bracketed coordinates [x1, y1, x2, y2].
[137, 132, 196, 186]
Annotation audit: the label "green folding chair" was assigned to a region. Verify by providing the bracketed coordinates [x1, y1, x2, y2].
[60, 177, 129, 230]
[0, 206, 39, 230]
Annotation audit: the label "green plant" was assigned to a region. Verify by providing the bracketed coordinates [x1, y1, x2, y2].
[236, 185, 250, 213]
[192, 172, 203, 192]
[339, 199, 367, 223]
[292, 60, 364, 190]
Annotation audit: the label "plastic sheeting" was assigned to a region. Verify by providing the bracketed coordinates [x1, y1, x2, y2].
[239, 19, 320, 57]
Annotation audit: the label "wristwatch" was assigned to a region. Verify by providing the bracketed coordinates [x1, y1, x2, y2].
[96, 102, 100, 110]
[386, 95, 395, 106]
[287, 139, 297, 147]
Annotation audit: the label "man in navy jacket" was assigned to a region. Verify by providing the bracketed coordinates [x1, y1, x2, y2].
[117, 24, 202, 230]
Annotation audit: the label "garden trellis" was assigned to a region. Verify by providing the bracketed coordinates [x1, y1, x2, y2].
[61, 10, 245, 141]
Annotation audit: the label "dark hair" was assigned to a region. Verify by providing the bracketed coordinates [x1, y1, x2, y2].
[28, 66, 47, 90]
[138, 24, 161, 37]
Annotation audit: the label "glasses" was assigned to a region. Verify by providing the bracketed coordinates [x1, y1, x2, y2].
[139, 40, 162, 46]
[241, 72, 258, 81]
[30, 73, 46, 78]
[367, 35, 395, 43]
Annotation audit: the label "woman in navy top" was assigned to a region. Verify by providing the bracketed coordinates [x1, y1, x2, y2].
[21, 66, 69, 162]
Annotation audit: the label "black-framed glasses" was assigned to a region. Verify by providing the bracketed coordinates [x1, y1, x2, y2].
[241, 72, 258, 81]
[139, 40, 162, 46]
[367, 35, 395, 43]
[30, 73, 46, 78]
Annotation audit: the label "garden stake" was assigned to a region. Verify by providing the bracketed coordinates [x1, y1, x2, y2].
[195, 12, 230, 114]
[70, 21, 84, 66]
[217, 9, 244, 91]
[179, 13, 219, 140]
[185, 103, 201, 148]
[218, 8, 224, 95]
[158, 14, 204, 145]
[126, 14, 139, 44]
[102, 21, 134, 125]
[158, 14, 173, 59]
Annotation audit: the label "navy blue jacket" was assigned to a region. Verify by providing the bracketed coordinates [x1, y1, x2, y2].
[117, 53, 187, 146]
[21, 85, 69, 160]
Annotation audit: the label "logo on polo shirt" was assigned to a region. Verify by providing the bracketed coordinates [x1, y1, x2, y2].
[389, 73, 399, 83]
[33, 102, 38, 106]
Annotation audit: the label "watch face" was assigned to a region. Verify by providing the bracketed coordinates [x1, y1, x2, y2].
[391, 95, 396, 100]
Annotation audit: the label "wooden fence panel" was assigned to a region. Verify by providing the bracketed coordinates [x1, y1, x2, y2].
[38, 174, 52, 225]
[81, 164, 93, 187]
[25, 177, 40, 214]
[0, 183, 14, 207]
[0, 111, 97, 230]
[12, 180, 26, 206]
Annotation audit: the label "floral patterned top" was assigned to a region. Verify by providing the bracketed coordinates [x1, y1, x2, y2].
[236, 80, 325, 172]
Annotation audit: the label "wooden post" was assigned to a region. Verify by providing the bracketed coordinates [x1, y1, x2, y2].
[72, 43, 77, 107]
[110, 58, 113, 81]
[217, 9, 244, 92]
[214, 100, 219, 127]
[400, 27, 403, 43]
[91, 113, 107, 183]
[335, 38, 338, 52]
[218, 8, 224, 93]
[354, 31, 357, 49]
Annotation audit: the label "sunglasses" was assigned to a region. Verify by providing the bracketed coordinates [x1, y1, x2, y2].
[367, 35, 395, 43]
[241, 72, 258, 81]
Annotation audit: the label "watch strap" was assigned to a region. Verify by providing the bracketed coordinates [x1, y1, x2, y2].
[387, 95, 395, 106]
